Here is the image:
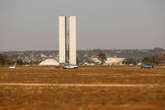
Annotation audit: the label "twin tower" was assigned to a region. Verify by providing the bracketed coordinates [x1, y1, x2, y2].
[59, 16, 77, 65]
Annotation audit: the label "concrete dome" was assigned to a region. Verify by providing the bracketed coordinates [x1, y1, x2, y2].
[39, 59, 59, 66]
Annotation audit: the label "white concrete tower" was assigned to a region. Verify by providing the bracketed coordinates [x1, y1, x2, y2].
[68, 16, 77, 65]
[59, 16, 66, 64]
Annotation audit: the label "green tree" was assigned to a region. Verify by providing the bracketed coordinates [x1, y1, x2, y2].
[163, 52, 165, 56]
[16, 59, 23, 65]
[151, 55, 160, 64]
[124, 58, 137, 65]
[142, 55, 160, 64]
[0, 54, 6, 65]
[0, 54, 15, 65]
[97, 52, 106, 64]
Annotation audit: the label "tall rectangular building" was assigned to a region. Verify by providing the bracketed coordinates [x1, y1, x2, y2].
[68, 16, 77, 65]
[59, 16, 66, 63]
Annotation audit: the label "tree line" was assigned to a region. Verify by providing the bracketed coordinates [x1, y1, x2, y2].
[0, 53, 23, 66]
[142, 53, 165, 64]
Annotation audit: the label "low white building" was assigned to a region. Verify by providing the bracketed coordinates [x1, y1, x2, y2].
[104, 57, 126, 65]
[39, 59, 59, 66]
[88, 57, 102, 63]
[83, 62, 95, 66]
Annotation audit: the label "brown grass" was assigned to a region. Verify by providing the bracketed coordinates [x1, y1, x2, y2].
[0, 66, 165, 110]
[0, 66, 165, 84]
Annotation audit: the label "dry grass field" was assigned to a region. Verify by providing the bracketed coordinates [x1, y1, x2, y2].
[0, 66, 165, 110]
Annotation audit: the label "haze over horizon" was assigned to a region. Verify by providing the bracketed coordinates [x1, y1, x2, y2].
[0, 0, 165, 51]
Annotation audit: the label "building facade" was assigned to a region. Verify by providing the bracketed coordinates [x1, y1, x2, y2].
[59, 16, 77, 65]
[59, 16, 66, 64]
[68, 16, 77, 65]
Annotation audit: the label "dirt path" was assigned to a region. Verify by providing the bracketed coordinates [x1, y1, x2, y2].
[0, 83, 161, 87]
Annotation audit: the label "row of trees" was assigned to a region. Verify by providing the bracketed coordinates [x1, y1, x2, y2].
[0, 54, 14, 65]
[143, 55, 165, 64]
[1, 51, 164, 66]
[0, 53, 41, 66]
[0, 53, 24, 66]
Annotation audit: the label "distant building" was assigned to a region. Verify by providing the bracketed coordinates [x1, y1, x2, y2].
[82, 62, 95, 66]
[59, 16, 77, 65]
[137, 62, 142, 66]
[39, 59, 59, 66]
[104, 57, 126, 65]
[85, 56, 125, 66]
[88, 56, 102, 63]
[40, 54, 47, 58]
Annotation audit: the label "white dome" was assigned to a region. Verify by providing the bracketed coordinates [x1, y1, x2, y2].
[39, 59, 59, 66]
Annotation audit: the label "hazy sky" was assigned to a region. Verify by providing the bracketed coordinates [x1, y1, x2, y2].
[0, 0, 165, 51]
